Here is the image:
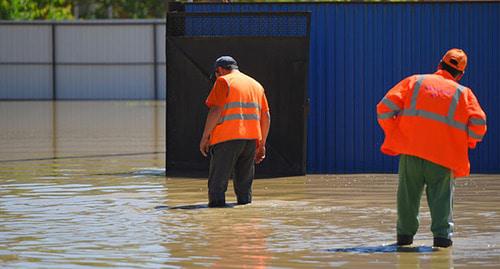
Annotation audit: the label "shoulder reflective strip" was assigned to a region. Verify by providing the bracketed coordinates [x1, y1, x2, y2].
[224, 102, 261, 110]
[220, 113, 260, 123]
[468, 129, 484, 140]
[401, 110, 467, 131]
[469, 117, 487, 125]
[381, 97, 400, 112]
[377, 112, 397, 119]
[409, 75, 426, 111]
[448, 85, 465, 118]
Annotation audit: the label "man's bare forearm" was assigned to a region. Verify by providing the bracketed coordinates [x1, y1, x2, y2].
[202, 106, 223, 139]
[260, 111, 270, 146]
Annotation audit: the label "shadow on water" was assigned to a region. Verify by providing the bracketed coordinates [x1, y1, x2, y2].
[327, 245, 438, 253]
[155, 202, 240, 210]
[0, 152, 165, 163]
[93, 168, 166, 177]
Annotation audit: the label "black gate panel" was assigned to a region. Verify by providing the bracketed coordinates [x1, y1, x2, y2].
[166, 12, 310, 178]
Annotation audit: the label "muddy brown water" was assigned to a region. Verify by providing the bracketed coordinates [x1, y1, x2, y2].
[1, 101, 499, 268]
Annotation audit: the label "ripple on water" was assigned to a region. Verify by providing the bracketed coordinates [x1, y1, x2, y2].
[3, 174, 500, 268]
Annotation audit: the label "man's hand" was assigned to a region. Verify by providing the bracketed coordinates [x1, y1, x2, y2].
[200, 106, 222, 157]
[255, 145, 266, 164]
[199, 135, 210, 157]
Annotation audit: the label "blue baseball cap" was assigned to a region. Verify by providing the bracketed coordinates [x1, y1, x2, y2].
[214, 56, 238, 70]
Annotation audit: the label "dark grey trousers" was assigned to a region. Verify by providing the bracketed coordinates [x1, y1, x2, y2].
[208, 139, 256, 207]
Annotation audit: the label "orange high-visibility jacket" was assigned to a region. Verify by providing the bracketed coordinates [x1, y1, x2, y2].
[206, 71, 269, 146]
[377, 70, 487, 177]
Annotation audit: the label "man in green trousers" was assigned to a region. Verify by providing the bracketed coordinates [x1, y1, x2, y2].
[377, 49, 487, 247]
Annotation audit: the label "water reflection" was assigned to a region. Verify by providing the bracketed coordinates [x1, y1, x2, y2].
[0, 101, 165, 163]
[1, 102, 499, 268]
[396, 248, 453, 269]
[327, 245, 437, 253]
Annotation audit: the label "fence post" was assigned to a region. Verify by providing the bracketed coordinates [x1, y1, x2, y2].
[51, 23, 57, 100]
[153, 23, 158, 100]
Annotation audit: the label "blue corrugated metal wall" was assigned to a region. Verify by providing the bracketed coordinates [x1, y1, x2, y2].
[187, 2, 500, 174]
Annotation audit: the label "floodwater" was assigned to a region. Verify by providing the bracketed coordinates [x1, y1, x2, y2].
[1, 101, 499, 268]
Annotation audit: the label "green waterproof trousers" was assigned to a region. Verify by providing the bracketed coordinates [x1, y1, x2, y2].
[397, 154, 454, 239]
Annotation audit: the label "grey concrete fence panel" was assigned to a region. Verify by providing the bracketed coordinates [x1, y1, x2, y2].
[0, 20, 165, 100]
[0, 25, 53, 99]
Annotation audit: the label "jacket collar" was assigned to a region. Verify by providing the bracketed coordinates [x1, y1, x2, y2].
[434, 69, 456, 81]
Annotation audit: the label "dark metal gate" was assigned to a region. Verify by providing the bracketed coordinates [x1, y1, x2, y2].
[166, 12, 310, 178]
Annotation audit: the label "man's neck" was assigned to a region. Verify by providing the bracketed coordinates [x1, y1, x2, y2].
[435, 69, 459, 82]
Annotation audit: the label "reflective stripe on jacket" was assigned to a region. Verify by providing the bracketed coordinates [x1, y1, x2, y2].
[209, 72, 266, 145]
[376, 70, 487, 177]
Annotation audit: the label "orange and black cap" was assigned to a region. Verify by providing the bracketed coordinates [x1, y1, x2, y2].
[442, 48, 467, 72]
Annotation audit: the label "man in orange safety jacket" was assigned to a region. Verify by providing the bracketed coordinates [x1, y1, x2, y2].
[377, 49, 487, 247]
[200, 56, 271, 208]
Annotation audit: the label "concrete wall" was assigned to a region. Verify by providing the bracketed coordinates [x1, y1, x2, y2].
[0, 20, 165, 100]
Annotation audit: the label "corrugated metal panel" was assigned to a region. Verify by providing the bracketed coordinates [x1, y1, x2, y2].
[0, 65, 52, 99]
[156, 25, 166, 100]
[57, 66, 154, 100]
[0, 25, 52, 62]
[156, 25, 166, 63]
[55, 24, 156, 99]
[187, 2, 500, 174]
[56, 25, 153, 63]
[0, 21, 165, 100]
[157, 65, 166, 100]
[0, 25, 53, 99]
